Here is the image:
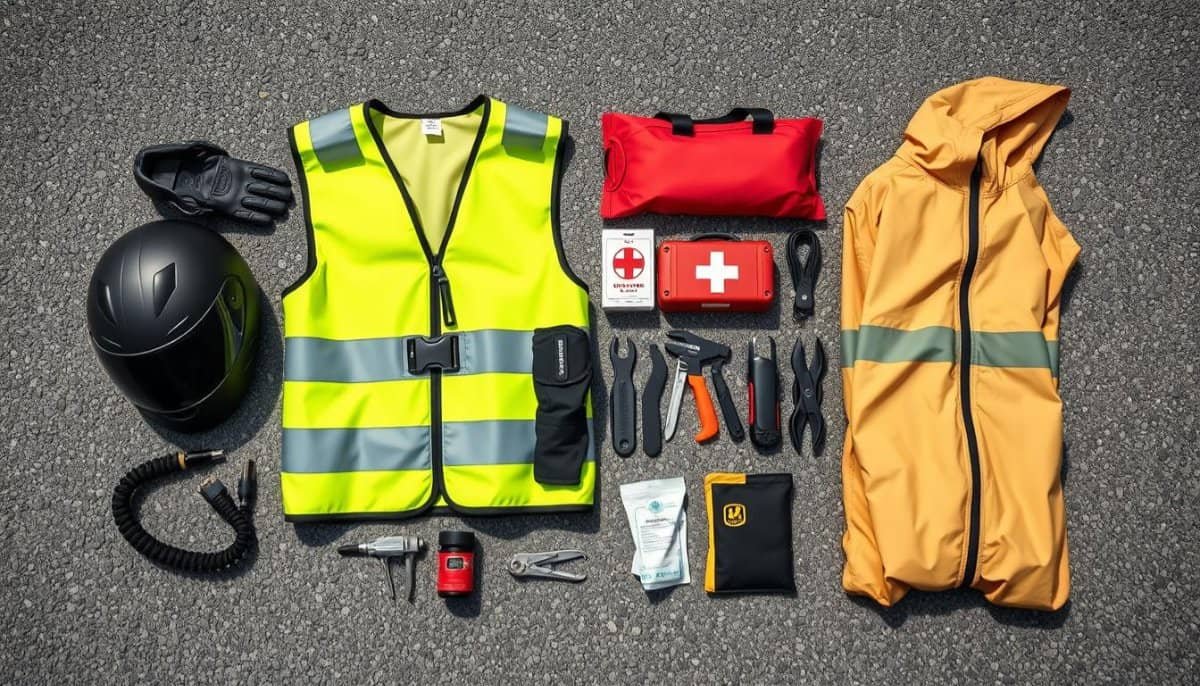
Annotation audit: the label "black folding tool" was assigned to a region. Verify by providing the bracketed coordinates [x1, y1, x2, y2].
[748, 337, 782, 449]
[609, 338, 637, 457]
[642, 344, 668, 457]
[710, 357, 745, 443]
[789, 336, 826, 456]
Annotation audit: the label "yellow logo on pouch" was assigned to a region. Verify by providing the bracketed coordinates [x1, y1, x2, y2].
[723, 503, 746, 527]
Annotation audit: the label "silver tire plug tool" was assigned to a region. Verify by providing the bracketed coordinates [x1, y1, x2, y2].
[338, 535, 425, 602]
[508, 550, 587, 582]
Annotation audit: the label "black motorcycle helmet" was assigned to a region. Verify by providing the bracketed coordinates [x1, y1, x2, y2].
[87, 220, 261, 432]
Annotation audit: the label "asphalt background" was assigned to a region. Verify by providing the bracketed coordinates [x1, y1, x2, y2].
[2, 0, 1198, 683]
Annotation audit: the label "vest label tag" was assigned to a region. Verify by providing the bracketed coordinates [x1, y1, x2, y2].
[421, 118, 443, 137]
[555, 335, 568, 381]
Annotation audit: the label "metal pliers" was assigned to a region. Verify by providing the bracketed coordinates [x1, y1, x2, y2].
[508, 550, 587, 582]
[789, 336, 826, 456]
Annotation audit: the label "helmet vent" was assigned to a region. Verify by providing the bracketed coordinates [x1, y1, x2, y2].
[152, 263, 176, 316]
[97, 282, 117, 324]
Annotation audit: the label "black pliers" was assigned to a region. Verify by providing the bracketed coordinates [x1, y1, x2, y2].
[789, 337, 826, 456]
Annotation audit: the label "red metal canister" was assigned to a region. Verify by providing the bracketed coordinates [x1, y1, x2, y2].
[436, 530, 476, 598]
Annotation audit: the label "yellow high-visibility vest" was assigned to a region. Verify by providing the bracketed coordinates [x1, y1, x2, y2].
[281, 96, 593, 520]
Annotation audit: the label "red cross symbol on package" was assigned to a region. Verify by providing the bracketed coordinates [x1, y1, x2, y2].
[612, 246, 645, 279]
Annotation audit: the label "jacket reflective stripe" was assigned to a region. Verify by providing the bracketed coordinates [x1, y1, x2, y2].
[282, 419, 595, 472]
[841, 325, 1060, 375]
[840, 326, 955, 366]
[975, 332, 1059, 375]
[285, 329, 536, 383]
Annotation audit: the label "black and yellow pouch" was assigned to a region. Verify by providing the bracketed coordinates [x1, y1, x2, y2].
[704, 472, 796, 594]
[531, 325, 592, 485]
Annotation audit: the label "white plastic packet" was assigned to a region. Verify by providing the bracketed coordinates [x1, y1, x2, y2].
[619, 477, 690, 591]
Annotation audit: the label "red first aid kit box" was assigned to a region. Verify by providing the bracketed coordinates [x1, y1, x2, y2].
[657, 236, 775, 312]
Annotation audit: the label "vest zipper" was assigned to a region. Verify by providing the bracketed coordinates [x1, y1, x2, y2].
[362, 97, 491, 513]
[429, 262, 445, 505]
[958, 155, 984, 589]
[431, 264, 457, 328]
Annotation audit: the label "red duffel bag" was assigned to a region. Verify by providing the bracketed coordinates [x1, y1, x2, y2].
[601, 108, 825, 220]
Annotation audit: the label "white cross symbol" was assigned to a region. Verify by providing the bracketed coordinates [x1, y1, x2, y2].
[695, 251, 740, 293]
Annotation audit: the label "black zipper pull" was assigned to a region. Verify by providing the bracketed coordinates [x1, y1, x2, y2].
[432, 264, 457, 327]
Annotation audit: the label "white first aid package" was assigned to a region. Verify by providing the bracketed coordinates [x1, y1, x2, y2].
[619, 477, 690, 591]
[601, 228, 655, 311]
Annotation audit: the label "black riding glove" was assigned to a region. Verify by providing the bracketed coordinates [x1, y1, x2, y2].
[134, 141, 293, 226]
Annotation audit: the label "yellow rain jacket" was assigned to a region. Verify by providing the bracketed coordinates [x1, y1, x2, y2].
[840, 77, 1079, 611]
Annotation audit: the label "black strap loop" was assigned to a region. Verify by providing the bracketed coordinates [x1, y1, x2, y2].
[714, 108, 775, 133]
[653, 112, 695, 136]
[787, 229, 821, 319]
[690, 232, 738, 242]
[654, 108, 775, 135]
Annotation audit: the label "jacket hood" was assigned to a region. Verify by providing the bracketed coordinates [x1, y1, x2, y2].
[897, 77, 1070, 189]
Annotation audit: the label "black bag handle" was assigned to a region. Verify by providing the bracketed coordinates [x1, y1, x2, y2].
[653, 108, 775, 136]
[654, 112, 696, 136]
[690, 232, 739, 242]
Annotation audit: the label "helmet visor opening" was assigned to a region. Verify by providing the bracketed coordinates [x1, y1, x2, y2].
[96, 298, 239, 414]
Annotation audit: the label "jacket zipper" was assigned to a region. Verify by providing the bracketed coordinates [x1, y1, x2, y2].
[959, 155, 984, 588]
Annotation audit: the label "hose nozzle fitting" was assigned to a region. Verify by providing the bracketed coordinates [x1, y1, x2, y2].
[180, 449, 225, 469]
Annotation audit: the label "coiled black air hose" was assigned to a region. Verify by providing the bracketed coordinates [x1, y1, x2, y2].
[111, 450, 257, 573]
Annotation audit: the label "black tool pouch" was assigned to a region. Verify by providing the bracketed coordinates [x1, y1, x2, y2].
[704, 472, 796, 594]
[531, 325, 592, 485]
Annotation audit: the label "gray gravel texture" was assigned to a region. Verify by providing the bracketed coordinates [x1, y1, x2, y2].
[2, 0, 1198, 683]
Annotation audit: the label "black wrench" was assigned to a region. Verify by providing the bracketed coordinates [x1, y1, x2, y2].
[609, 338, 637, 457]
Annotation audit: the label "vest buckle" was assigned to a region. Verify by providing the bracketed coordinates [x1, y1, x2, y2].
[406, 335, 461, 374]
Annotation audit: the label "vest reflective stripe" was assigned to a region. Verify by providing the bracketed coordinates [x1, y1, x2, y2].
[282, 420, 596, 473]
[282, 97, 592, 520]
[308, 108, 363, 168]
[442, 420, 595, 466]
[283, 426, 431, 472]
[285, 329, 536, 383]
[502, 104, 549, 149]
